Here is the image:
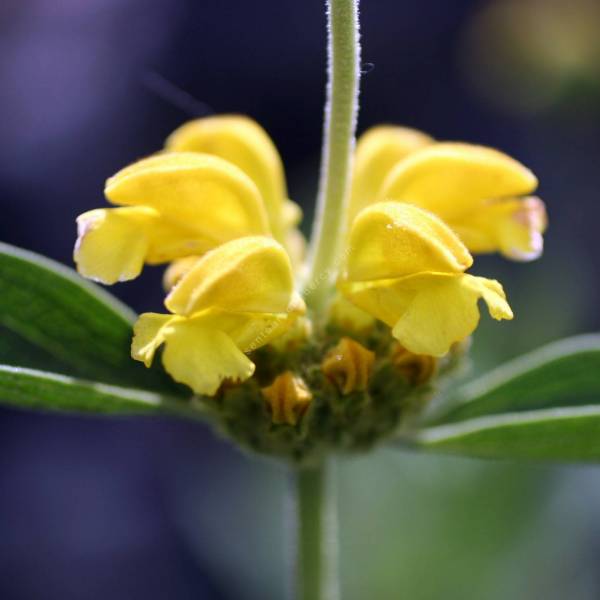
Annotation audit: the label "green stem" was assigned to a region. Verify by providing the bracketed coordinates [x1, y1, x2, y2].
[305, 0, 361, 315]
[292, 461, 339, 600]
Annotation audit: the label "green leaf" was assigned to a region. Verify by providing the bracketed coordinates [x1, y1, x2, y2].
[432, 334, 600, 424]
[410, 406, 600, 462]
[0, 325, 70, 372]
[0, 243, 180, 393]
[0, 364, 205, 420]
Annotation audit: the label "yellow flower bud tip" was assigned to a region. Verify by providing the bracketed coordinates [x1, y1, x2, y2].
[262, 372, 313, 426]
[322, 337, 376, 395]
[283, 199, 303, 228]
[328, 295, 375, 333]
[390, 344, 437, 386]
[162, 256, 201, 291]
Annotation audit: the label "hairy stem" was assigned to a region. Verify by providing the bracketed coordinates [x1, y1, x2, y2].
[291, 460, 339, 600]
[304, 0, 361, 315]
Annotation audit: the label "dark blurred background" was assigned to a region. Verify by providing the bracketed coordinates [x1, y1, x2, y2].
[1, 1, 599, 598]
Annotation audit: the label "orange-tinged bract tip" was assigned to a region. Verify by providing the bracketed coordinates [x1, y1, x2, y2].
[322, 337, 375, 395]
[390, 344, 437, 386]
[262, 372, 313, 426]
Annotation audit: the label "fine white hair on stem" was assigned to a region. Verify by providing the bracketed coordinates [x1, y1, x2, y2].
[304, 0, 361, 315]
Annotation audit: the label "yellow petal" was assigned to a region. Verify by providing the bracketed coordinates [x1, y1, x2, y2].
[74, 206, 218, 284]
[132, 312, 255, 396]
[390, 273, 513, 356]
[144, 225, 217, 264]
[206, 309, 303, 353]
[379, 143, 538, 221]
[345, 202, 472, 283]
[451, 196, 547, 261]
[341, 272, 512, 356]
[161, 318, 255, 396]
[105, 152, 270, 240]
[338, 278, 415, 330]
[165, 115, 288, 240]
[131, 312, 175, 367]
[74, 207, 155, 284]
[166, 236, 303, 316]
[463, 275, 514, 321]
[349, 125, 433, 221]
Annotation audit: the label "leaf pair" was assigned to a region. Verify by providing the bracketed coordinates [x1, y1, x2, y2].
[0, 243, 198, 419]
[408, 335, 600, 461]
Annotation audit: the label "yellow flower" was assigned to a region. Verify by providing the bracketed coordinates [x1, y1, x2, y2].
[166, 114, 305, 265]
[349, 125, 434, 220]
[339, 202, 513, 357]
[350, 126, 547, 261]
[333, 125, 546, 344]
[131, 236, 305, 396]
[74, 116, 309, 398]
[166, 115, 289, 241]
[74, 152, 270, 284]
[74, 116, 304, 285]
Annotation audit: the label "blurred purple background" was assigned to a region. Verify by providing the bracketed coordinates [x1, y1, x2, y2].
[1, 1, 600, 598]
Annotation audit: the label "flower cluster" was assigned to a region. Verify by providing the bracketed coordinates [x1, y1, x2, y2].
[337, 125, 547, 356]
[75, 116, 306, 396]
[74, 115, 546, 455]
